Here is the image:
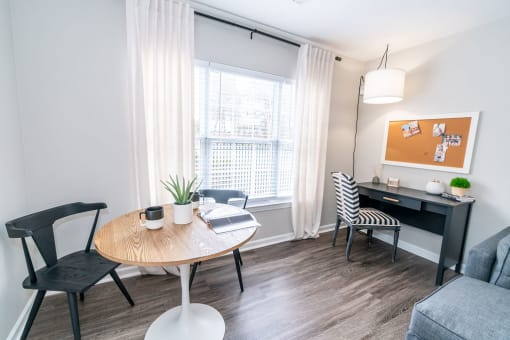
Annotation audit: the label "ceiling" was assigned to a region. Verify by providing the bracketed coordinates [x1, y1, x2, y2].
[194, 0, 510, 61]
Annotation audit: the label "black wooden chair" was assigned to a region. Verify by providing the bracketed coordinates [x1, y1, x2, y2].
[189, 189, 248, 292]
[5, 202, 134, 340]
[331, 172, 401, 262]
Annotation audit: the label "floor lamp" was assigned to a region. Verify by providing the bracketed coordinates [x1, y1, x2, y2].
[352, 44, 406, 177]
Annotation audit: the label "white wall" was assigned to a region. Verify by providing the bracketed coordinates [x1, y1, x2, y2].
[0, 0, 31, 337]
[356, 18, 510, 261]
[10, 0, 138, 257]
[322, 56, 365, 226]
[195, 15, 298, 78]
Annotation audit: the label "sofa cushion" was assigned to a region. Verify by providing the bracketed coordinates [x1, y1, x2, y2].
[490, 233, 510, 289]
[407, 276, 510, 340]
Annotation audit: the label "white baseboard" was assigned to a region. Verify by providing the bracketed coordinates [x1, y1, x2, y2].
[241, 232, 294, 251]
[328, 226, 444, 266]
[371, 230, 440, 264]
[241, 224, 442, 267]
[240, 223, 336, 251]
[458, 263, 466, 273]
[319, 223, 336, 233]
[98, 265, 142, 284]
[370, 230, 465, 273]
[7, 291, 36, 340]
[241, 224, 335, 250]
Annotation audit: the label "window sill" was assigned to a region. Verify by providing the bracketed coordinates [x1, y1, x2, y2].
[246, 198, 292, 213]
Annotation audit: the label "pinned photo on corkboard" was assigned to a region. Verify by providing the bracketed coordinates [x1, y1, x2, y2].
[432, 123, 445, 137]
[401, 120, 421, 138]
[381, 112, 480, 174]
[444, 134, 462, 146]
[434, 144, 447, 162]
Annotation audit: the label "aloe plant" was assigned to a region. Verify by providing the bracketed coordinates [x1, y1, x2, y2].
[161, 175, 201, 205]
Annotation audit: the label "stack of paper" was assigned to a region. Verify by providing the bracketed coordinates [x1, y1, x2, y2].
[441, 192, 475, 203]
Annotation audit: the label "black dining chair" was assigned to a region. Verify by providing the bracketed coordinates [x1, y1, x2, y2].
[189, 189, 248, 292]
[5, 202, 134, 340]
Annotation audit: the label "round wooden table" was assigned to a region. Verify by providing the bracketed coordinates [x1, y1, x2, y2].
[94, 204, 257, 340]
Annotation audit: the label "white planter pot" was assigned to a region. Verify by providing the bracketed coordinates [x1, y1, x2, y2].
[450, 186, 467, 197]
[173, 203, 193, 224]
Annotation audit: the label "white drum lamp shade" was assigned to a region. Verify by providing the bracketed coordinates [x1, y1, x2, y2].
[363, 68, 406, 104]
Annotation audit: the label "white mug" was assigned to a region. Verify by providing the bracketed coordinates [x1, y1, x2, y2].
[139, 206, 164, 230]
[141, 218, 164, 230]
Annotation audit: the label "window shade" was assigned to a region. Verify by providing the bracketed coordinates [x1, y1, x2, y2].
[195, 62, 294, 199]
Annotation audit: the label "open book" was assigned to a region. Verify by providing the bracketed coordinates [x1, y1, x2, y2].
[199, 204, 260, 234]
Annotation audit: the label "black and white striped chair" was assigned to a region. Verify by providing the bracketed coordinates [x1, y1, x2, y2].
[331, 172, 400, 262]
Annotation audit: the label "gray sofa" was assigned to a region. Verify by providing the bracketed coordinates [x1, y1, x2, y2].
[406, 227, 510, 340]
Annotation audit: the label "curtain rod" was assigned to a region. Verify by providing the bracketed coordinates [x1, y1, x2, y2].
[195, 11, 342, 62]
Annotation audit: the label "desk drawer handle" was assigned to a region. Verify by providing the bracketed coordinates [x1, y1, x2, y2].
[383, 196, 400, 203]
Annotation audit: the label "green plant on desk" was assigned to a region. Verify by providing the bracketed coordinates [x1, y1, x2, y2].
[450, 177, 471, 189]
[450, 177, 471, 197]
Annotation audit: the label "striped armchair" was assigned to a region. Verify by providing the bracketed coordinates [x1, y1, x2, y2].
[331, 172, 401, 262]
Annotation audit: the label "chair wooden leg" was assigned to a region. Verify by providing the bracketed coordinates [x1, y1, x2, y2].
[332, 218, 341, 246]
[67, 292, 81, 340]
[392, 228, 400, 263]
[346, 225, 355, 261]
[21, 290, 46, 340]
[110, 270, 134, 306]
[345, 226, 351, 243]
[189, 262, 199, 289]
[233, 249, 244, 292]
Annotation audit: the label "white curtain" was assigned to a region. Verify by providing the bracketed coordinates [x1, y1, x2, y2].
[291, 44, 335, 239]
[126, 0, 195, 208]
[126, 0, 195, 275]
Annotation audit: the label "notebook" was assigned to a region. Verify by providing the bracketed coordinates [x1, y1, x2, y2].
[199, 204, 260, 233]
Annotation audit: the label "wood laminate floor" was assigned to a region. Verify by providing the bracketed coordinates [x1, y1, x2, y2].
[27, 230, 457, 340]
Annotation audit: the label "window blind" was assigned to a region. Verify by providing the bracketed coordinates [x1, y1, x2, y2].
[195, 62, 294, 199]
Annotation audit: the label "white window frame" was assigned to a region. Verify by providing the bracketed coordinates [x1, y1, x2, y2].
[195, 60, 293, 208]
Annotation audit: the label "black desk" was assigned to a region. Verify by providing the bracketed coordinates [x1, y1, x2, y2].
[357, 182, 474, 285]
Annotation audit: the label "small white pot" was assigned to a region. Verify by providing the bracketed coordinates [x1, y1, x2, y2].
[426, 181, 444, 195]
[173, 203, 193, 224]
[450, 186, 467, 197]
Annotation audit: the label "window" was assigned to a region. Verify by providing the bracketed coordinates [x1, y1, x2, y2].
[194, 62, 294, 201]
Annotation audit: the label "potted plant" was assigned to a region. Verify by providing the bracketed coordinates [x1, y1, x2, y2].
[449, 177, 471, 197]
[161, 175, 200, 224]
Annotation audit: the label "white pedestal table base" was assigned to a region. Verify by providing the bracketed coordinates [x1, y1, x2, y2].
[144, 264, 225, 340]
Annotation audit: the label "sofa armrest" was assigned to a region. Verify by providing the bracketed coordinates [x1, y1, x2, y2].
[465, 226, 510, 281]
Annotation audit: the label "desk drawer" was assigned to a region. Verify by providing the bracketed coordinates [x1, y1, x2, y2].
[367, 191, 422, 211]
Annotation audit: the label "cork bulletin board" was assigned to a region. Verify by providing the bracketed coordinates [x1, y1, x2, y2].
[381, 112, 480, 173]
